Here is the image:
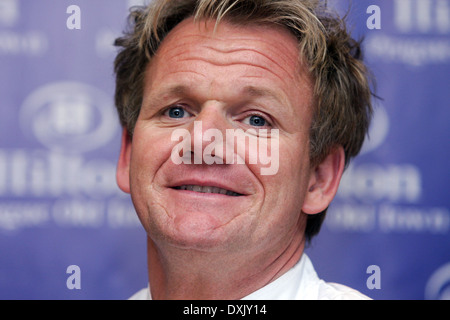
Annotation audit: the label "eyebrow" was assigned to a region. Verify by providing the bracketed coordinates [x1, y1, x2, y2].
[158, 85, 189, 99]
[156, 84, 284, 100]
[144, 85, 189, 109]
[145, 83, 288, 112]
[242, 85, 286, 104]
[242, 86, 293, 125]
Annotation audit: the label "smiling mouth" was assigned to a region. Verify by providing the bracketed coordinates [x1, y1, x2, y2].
[172, 185, 243, 197]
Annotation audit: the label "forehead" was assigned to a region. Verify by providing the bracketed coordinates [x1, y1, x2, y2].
[152, 17, 306, 82]
[159, 17, 299, 56]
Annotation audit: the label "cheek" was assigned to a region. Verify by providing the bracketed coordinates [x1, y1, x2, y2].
[128, 127, 178, 227]
[258, 137, 311, 211]
[130, 127, 176, 185]
[271, 132, 311, 178]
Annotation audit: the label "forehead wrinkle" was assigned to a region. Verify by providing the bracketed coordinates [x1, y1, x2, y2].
[167, 40, 298, 89]
[172, 55, 290, 87]
[202, 36, 299, 68]
[202, 44, 296, 76]
[158, 23, 300, 77]
[161, 17, 300, 58]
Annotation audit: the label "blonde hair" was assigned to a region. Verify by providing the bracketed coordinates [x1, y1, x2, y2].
[114, 0, 374, 240]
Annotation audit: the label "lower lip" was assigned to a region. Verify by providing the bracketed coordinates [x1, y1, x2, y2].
[163, 188, 249, 228]
[169, 188, 243, 198]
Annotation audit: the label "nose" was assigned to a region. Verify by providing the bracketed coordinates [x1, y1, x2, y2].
[189, 101, 231, 165]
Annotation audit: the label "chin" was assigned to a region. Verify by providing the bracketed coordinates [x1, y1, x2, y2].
[150, 211, 247, 252]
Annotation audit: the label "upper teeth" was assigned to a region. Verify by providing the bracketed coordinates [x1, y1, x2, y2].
[175, 185, 240, 196]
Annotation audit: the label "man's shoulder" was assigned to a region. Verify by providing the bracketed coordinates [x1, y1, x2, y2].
[300, 254, 372, 300]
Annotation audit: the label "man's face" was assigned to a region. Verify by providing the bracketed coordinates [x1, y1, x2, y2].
[118, 18, 319, 255]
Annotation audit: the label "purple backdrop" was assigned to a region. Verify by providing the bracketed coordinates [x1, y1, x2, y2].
[0, 0, 449, 300]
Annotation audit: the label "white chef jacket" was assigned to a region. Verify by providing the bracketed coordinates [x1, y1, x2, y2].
[128, 254, 371, 300]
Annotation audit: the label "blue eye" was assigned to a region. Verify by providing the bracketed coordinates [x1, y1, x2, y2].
[166, 106, 188, 119]
[248, 115, 267, 127]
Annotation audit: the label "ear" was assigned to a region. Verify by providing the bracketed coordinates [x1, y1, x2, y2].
[116, 128, 132, 194]
[302, 146, 345, 215]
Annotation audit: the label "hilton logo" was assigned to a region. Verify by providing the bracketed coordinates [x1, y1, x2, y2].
[19, 81, 119, 154]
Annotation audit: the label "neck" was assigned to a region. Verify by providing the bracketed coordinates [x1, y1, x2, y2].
[146, 231, 305, 300]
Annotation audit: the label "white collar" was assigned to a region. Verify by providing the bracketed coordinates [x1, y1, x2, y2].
[241, 253, 317, 300]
